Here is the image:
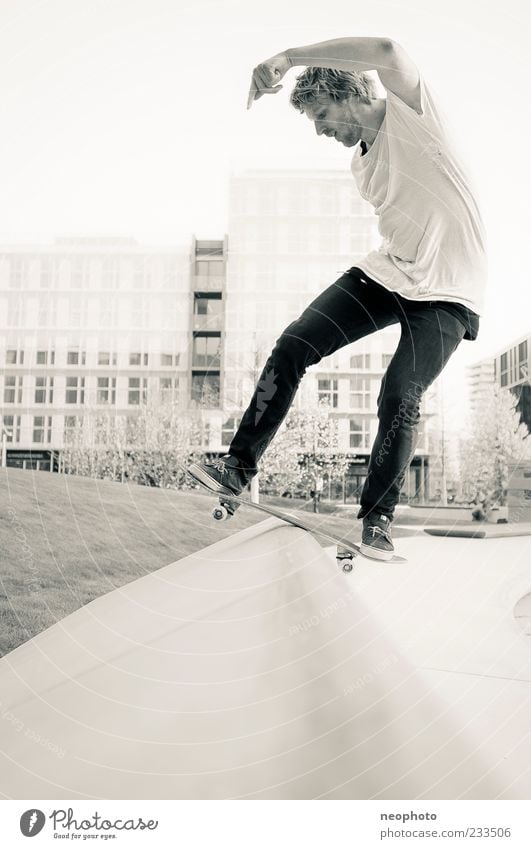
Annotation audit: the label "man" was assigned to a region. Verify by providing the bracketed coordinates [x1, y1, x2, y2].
[189, 37, 485, 560]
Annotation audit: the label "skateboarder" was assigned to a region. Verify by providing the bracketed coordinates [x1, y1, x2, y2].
[189, 36, 485, 560]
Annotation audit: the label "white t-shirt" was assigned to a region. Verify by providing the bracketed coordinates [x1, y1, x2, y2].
[350, 77, 486, 315]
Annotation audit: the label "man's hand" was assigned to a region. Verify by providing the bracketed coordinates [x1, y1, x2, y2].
[247, 52, 291, 110]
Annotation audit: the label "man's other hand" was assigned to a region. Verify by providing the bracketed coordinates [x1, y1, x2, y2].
[247, 52, 291, 110]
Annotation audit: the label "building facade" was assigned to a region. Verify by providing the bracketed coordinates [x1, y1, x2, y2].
[494, 334, 531, 430]
[0, 237, 191, 470]
[468, 357, 495, 414]
[469, 333, 531, 430]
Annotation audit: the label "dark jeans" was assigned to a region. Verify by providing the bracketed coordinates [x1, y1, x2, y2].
[229, 267, 468, 520]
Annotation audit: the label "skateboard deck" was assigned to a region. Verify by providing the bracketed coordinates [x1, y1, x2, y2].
[188, 473, 407, 570]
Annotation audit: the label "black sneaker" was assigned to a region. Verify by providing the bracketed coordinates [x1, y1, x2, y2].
[360, 513, 394, 561]
[188, 454, 252, 497]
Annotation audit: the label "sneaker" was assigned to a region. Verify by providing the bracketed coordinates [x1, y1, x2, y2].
[188, 454, 251, 497]
[360, 513, 394, 561]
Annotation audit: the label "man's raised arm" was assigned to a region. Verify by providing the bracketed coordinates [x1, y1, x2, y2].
[247, 37, 420, 112]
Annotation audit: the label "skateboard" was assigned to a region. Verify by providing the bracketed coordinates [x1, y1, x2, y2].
[188, 474, 407, 571]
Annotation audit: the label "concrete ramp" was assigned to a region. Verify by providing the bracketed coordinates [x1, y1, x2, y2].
[0, 518, 511, 799]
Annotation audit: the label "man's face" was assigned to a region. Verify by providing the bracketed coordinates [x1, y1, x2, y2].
[302, 95, 364, 147]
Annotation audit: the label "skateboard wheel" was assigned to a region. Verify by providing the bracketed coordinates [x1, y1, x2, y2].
[212, 505, 229, 521]
[340, 559, 354, 573]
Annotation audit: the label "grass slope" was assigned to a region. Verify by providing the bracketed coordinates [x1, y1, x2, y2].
[0, 468, 262, 656]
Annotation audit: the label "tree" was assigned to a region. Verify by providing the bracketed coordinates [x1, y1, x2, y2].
[258, 400, 350, 497]
[459, 385, 531, 505]
[62, 398, 206, 488]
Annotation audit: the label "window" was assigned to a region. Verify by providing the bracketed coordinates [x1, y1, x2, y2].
[7, 295, 21, 327]
[500, 351, 509, 388]
[415, 419, 428, 453]
[195, 259, 222, 276]
[160, 353, 179, 367]
[99, 297, 117, 327]
[92, 417, 112, 444]
[96, 377, 116, 405]
[40, 257, 58, 289]
[199, 422, 211, 448]
[161, 258, 181, 289]
[128, 377, 147, 405]
[130, 294, 149, 328]
[349, 376, 370, 409]
[102, 258, 119, 289]
[6, 349, 23, 365]
[33, 416, 52, 444]
[36, 350, 55, 365]
[98, 351, 117, 366]
[519, 340, 528, 379]
[159, 376, 178, 400]
[350, 353, 371, 369]
[129, 352, 149, 366]
[125, 415, 138, 439]
[65, 376, 85, 404]
[318, 378, 339, 408]
[35, 376, 54, 404]
[194, 293, 222, 316]
[38, 295, 56, 327]
[192, 334, 221, 368]
[70, 258, 88, 289]
[68, 294, 87, 327]
[318, 222, 338, 254]
[4, 375, 23, 404]
[381, 353, 393, 369]
[67, 349, 86, 366]
[9, 258, 28, 289]
[349, 418, 370, 450]
[191, 373, 220, 407]
[133, 256, 150, 289]
[64, 415, 83, 439]
[2, 415, 21, 442]
[221, 416, 240, 445]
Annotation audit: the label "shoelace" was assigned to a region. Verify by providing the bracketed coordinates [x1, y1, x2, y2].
[210, 458, 227, 473]
[367, 525, 392, 545]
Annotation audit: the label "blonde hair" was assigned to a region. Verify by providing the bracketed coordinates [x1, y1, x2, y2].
[290, 67, 378, 111]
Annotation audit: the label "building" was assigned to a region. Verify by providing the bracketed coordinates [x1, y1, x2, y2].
[0, 237, 191, 470]
[468, 357, 495, 414]
[494, 333, 531, 430]
[0, 169, 442, 502]
[468, 332, 531, 430]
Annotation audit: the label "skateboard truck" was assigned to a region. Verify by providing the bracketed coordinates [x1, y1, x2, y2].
[336, 545, 356, 573]
[212, 496, 239, 521]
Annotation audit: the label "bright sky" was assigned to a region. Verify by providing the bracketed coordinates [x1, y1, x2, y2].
[0, 0, 529, 371]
